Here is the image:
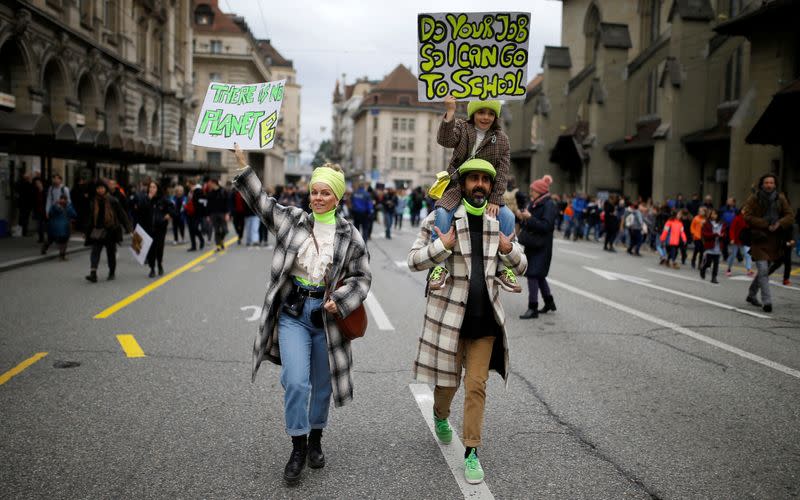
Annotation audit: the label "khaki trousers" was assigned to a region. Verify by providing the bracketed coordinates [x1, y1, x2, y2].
[433, 336, 494, 448]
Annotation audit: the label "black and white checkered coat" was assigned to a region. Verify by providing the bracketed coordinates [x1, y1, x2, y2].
[233, 167, 371, 407]
[407, 205, 526, 387]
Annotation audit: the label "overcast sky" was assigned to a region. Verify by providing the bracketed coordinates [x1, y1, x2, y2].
[220, 0, 563, 162]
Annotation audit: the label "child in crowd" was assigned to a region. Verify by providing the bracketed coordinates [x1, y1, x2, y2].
[700, 209, 727, 284]
[690, 206, 708, 268]
[660, 210, 687, 268]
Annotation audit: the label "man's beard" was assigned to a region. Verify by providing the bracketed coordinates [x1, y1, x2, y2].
[465, 187, 488, 207]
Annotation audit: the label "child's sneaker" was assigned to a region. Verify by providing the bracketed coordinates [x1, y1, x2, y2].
[747, 270, 755, 277]
[464, 449, 484, 484]
[496, 266, 522, 293]
[428, 266, 449, 291]
[725, 270, 732, 277]
[784, 279, 791, 286]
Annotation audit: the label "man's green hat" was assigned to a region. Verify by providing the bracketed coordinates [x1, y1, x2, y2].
[467, 100, 502, 120]
[458, 158, 496, 179]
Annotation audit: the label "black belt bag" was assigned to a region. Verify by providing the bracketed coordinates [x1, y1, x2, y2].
[282, 284, 325, 318]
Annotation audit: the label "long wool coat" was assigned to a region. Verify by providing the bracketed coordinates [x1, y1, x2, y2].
[234, 167, 371, 407]
[408, 205, 527, 387]
[742, 192, 794, 262]
[436, 118, 510, 211]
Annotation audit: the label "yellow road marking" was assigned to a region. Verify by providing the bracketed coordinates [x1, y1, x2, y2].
[191, 265, 205, 272]
[117, 334, 145, 358]
[94, 236, 238, 319]
[0, 352, 48, 386]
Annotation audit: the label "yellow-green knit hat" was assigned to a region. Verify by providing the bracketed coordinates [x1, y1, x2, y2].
[458, 158, 496, 179]
[467, 100, 502, 120]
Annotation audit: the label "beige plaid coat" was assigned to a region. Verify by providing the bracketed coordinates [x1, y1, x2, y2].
[407, 205, 527, 387]
[436, 117, 511, 211]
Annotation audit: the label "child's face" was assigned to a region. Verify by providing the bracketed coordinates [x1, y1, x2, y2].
[473, 109, 496, 131]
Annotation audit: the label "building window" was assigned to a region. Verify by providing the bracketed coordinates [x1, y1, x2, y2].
[104, 0, 117, 31]
[152, 32, 162, 74]
[392, 117, 398, 131]
[583, 4, 600, 65]
[399, 158, 406, 169]
[372, 136, 377, 150]
[398, 95, 411, 105]
[391, 137, 398, 151]
[371, 155, 377, 169]
[409, 118, 415, 131]
[641, 67, 658, 116]
[408, 138, 414, 152]
[724, 45, 743, 102]
[138, 22, 147, 66]
[210, 40, 222, 54]
[195, 4, 214, 25]
[210, 72, 221, 82]
[408, 157, 414, 169]
[207, 151, 221, 166]
[641, 0, 661, 47]
[373, 116, 378, 131]
[400, 118, 407, 131]
[391, 157, 397, 169]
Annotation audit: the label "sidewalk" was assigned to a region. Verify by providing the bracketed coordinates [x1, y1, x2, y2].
[0, 234, 90, 272]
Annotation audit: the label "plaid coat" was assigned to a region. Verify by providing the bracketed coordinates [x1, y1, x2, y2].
[436, 117, 510, 210]
[408, 205, 527, 387]
[233, 167, 371, 407]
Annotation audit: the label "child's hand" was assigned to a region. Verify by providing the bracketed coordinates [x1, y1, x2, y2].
[487, 203, 499, 217]
[444, 95, 457, 114]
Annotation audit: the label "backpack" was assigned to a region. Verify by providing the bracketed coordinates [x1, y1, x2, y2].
[625, 212, 635, 227]
[185, 197, 196, 217]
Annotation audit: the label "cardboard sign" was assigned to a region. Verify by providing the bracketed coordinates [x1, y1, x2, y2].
[417, 12, 530, 102]
[191, 80, 286, 150]
[130, 224, 153, 266]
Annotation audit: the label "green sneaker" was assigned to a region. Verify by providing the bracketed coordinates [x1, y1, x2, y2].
[496, 266, 522, 293]
[433, 415, 452, 444]
[428, 265, 449, 291]
[464, 449, 484, 484]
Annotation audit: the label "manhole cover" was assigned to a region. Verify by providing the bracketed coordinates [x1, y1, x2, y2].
[53, 360, 81, 369]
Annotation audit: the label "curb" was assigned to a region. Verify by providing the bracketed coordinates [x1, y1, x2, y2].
[0, 245, 91, 273]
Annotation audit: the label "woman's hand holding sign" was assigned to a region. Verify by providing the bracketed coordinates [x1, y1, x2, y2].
[233, 143, 248, 171]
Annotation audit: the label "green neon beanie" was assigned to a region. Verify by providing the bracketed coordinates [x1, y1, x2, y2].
[467, 100, 502, 120]
[458, 158, 496, 179]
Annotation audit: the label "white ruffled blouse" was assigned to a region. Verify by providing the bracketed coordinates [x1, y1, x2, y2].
[291, 221, 336, 285]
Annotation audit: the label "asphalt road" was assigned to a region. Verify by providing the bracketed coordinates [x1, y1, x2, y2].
[1, 221, 799, 499]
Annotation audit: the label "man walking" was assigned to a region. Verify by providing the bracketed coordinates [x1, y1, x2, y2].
[743, 174, 794, 312]
[407, 158, 527, 485]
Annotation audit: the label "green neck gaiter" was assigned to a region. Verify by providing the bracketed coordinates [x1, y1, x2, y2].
[462, 198, 487, 216]
[313, 208, 337, 225]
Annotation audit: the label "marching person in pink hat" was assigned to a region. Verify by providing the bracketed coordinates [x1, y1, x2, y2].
[517, 174, 558, 319]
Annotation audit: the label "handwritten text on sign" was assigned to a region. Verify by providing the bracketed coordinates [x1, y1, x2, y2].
[191, 80, 285, 150]
[417, 12, 530, 102]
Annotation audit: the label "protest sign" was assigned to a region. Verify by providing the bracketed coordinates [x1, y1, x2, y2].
[130, 224, 153, 266]
[191, 79, 286, 150]
[417, 12, 530, 102]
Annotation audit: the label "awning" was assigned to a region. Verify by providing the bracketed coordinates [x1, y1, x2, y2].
[606, 118, 660, 158]
[550, 121, 588, 170]
[746, 78, 800, 146]
[714, 0, 799, 36]
[0, 111, 54, 136]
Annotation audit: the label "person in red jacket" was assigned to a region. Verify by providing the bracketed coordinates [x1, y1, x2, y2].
[660, 211, 687, 268]
[726, 209, 752, 277]
[700, 209, 727, 284]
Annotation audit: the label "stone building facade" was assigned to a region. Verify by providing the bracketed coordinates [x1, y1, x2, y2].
[506, 0, 798, 206]
[331, 76, 375, 175]
[349, 64, 449, 189]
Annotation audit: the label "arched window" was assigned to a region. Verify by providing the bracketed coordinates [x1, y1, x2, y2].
[137, 106, 147, 137]
[640, 67, 659, 116]
[194, 4, 214, 25]
[151, 111, 159, 142]
[584, 4, 601, 66]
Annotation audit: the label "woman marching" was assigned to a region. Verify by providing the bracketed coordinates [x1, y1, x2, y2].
[231, 144, 371, 485]
[517, 175, 558, 319]
[85, 181, 131, 282]
[139, 181, 175, 278]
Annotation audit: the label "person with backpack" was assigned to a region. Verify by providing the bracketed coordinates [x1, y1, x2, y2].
[726, 209, 752, 277]
[45, 174, 71, 216]
[625, 204, 645, 256]
[350, 183, 373, 240]
[42, 194, 77, 260]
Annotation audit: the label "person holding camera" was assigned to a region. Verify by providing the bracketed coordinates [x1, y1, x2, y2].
[231, 144, 371, 485]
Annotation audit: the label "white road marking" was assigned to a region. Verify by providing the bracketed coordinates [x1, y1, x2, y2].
[548, 278, 800, 380]
[584, 266, 769, 319]
[729, 275, 799, 292]
[240, 305, 262, 322]
[647, 268, 710, 284]
[365, 291, 395, 330]
[552, 238, 574, 245]
[395, 260, 407, 268]
[409, 384, 495, 500]
[556, 248, 600, 260]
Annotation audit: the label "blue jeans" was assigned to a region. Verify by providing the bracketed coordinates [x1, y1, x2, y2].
[244, 215, 260, 245]
[727, 244, 752, 271]
[431, 204, 515, 241]
[278, 295, 332, 436]
[383, 211, 394, 238]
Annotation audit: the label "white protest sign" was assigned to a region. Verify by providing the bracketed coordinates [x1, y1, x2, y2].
[417, 12, 530, 102]
[191, 79, 286, 150]
[130, 224, 153, 266]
